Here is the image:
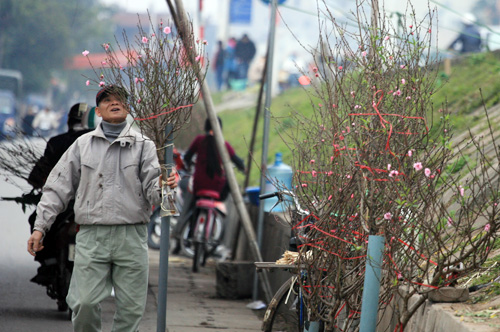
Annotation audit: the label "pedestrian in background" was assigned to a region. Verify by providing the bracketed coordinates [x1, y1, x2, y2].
[213, 40, 226, 91]
[235, 34, 257, 81]
[22, 106, 36, 137]
[32, 107, 58, 138]
[224, 37, 238, 89]
[27, 85, 177, 332]
[448, 13, 482, 54]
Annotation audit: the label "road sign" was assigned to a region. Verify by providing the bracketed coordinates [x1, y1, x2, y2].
[261, 0, 287, 4]
[230, 0, 252, 24]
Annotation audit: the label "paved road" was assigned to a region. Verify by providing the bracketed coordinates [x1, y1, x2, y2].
[0, 177, 74, 332]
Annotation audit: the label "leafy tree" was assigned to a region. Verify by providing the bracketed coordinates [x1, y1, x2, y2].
[0, 0, 114, 93]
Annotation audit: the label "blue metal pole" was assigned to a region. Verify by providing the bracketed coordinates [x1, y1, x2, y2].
[304, 321, 321, 332]
[359, 235, 385, 331]
[157, 123, 173, 332]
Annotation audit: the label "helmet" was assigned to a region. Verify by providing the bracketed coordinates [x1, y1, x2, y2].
[462, 13, 476, 26]
[81, 106, 101, 129]
[68, 103, 89, 123]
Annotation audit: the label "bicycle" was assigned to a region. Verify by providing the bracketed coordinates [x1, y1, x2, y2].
[188, 189, 226, 272]
[258, 191, 363, 332]
[257, 190, 322, 332]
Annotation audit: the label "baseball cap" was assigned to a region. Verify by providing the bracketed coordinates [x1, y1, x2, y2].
[95, 85, 129, 106]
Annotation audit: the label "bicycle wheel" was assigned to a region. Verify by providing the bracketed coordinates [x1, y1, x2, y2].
[183, 209, 224, 257]
[262, 277, 303, 332]
[205, 213, 224, 257]
[192, 241, 205, 273]
[192, 211, 207, 273]
[147, 206, 179, 250]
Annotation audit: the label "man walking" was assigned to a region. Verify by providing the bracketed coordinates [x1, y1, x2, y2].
[27, 85, 176, 332]
[235, 34, 257, 81]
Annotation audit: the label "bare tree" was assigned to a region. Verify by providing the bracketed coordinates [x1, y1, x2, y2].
[272, 1, 500, 330]
[84, 13, 206, 167]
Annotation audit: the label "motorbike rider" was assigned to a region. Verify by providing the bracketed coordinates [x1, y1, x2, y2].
[27, 103, 94, 287]
[172, 117, 245, 249]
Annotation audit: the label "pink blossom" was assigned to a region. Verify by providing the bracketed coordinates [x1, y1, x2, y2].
[142, 36, 148, 43]
[387, 164, 391, 170]
[311, 171, 317, 177]
[101, 61, 107, 65]
[459, 186, 464, 197]
[195, 56, 201, 62]
[408, 150, 412, 157]
[310, 159, 315, 164]
[384, 212, 392, 220]
[338, 66, 343, 70]
[99, 81, 105, 87]
[82, 50, 90, 56]
[103, 43, 110, 51]
[447, 217, 453, 227]
[393, 89, 402, 96]
[361, 51, 367, 57]
[135, 77, 144, 84]
[406, 96, 411, 100]
[328, 195, 332, 200]
[301, 183, 307, 187]
[328, 171, 333, 176]
[85, 80, 90, 86]
[413, 162, 423, 171]
[400, 65, 405, 69]
[163, 27, 171, 34]
[484, 224, 491, 232]
[401, 78, 406, 84]
[312, 66, 318, 72]
[384, 36, 390, 41]
[389, 170, 399, 178]
[397, 273, 402, 279]
[137, 98, 142, 103]
[202, 40, 208, 45]
[424, 168, 431, 177]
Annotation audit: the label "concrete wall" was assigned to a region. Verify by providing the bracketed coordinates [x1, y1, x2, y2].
[378, 294, 474, 332]
[232, 204, 292, 297]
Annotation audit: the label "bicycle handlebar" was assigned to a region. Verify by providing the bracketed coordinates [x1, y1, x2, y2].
[259, 190, 309, 216]
[258, 192, 279, 200]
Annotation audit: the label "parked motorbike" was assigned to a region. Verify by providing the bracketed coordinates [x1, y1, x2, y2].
[3, 190, 76, 317]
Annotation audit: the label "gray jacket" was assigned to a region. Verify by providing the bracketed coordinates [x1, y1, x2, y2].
[34, 123, 161, 235]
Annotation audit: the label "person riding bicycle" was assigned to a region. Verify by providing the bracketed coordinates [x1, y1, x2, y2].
[172, 117, 245, 248]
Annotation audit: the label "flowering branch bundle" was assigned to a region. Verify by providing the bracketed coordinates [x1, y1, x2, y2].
[273, 0, 500, 329]
[84, 13, 207, 165]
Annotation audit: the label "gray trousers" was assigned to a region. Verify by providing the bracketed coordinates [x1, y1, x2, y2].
[66, 224, 149, 332]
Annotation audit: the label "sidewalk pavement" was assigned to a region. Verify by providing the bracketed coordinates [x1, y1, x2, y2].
[141, 250, 263, 332]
